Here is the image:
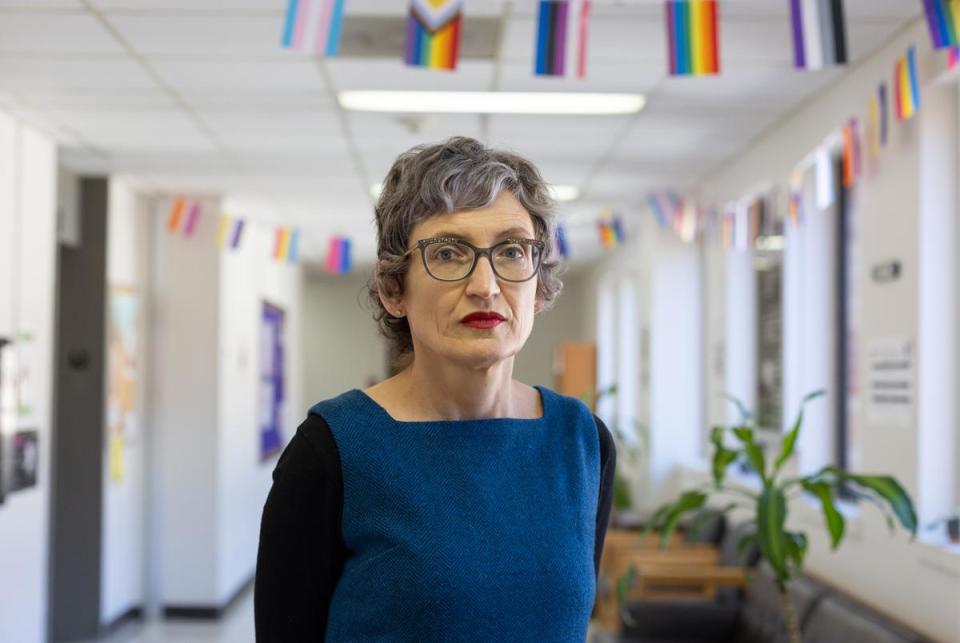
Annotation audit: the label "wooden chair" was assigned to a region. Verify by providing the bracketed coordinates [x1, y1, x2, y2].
[594, 523, 756, 636]
[594, 528, 722, 631]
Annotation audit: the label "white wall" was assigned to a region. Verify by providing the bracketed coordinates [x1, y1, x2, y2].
[581, 213, 689, 513]
[0, 114, 58, 643]
[301, 270, 386, 405]
[150, 196, 304, 609]
[150, 195, 222, 606]
[699, 18, 959, 643]
[217, 221, 303, 604]
[648, 227, 703, 505]
[100, 179, 150, 625]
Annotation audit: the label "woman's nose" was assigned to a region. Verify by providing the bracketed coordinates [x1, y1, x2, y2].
[465, 254, 501, 297]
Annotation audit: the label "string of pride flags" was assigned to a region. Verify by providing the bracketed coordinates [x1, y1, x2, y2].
[165, 201, 351, 274]
[279, 0, 880, 77]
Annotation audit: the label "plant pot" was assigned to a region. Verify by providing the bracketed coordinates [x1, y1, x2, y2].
[947, 517, 960, 544]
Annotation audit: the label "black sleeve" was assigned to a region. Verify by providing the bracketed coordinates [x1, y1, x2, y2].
[594, 415, 617, 584]
[255, 414, 346, 642]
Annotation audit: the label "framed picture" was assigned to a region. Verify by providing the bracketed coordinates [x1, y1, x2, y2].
[259, 301, 286, 461]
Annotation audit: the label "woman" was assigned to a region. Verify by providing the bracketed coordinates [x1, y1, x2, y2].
[255, 137, 617, 642]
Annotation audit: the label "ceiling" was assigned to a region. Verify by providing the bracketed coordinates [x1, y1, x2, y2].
[0, 0, 923, 267]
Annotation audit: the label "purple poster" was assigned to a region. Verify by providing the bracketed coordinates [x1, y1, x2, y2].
[260, 302, 285, 461]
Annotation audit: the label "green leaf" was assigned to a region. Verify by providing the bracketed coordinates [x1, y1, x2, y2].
[757, 488, 789, 584]
[733, 426, 767, 483]
[617, 563, 638, 627]
[658, 491, 708, 548]
[710, 426, 740, 488]
[688, 503, 739, 541]
[801, 480, 845, 549]
[722, 392, 753, 424]
[784, 531, 808, 570]
[641, 504, 671, 540]
[825, 468, 918, 536]
[772, 390, 826, 478]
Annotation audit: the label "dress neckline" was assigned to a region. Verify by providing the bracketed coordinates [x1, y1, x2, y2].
[352, 384, 549, 427]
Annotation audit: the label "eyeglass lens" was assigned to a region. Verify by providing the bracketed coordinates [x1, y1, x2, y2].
[423, 240, 540, 281]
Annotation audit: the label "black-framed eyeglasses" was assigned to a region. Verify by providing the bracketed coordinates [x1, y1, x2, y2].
[402, 237, 545, 282]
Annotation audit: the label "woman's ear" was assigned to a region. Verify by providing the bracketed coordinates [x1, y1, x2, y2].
[377, 268, 406, 318]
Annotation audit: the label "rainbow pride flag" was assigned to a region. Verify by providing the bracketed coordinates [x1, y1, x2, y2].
[534, 1, 591, 78]
[273, 227, 299, 263]
[789, 0, 848, 70]
[665, 0, 719, 76]
[218, 217, 246, 250]
[326, 236, 352, 273]
[166, 197, 187, 233]
[949, 44, 960, 69]
[166, 198, 202, 237]
[281, 0, 346, 57]
[597, 211, 624, 248]
[922, 0, 960, 49]
[894, 46, 920, 122]
[405, 0, 463, 70]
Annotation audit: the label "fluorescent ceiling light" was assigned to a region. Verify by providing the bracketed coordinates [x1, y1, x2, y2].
[548, 185, 580, 202]
[372, 182, 579, 202]
[339, 91, 645, 115]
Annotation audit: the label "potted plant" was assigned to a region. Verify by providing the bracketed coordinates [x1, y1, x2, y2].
[621, 390, 917, 643]
[580, 384, 647, 520]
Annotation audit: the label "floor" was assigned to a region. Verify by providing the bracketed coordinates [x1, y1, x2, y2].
[93, 586, 256, 643]
[89, 587, 611, 642]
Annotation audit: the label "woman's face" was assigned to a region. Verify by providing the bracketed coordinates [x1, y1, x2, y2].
[390, 191, 542, 370]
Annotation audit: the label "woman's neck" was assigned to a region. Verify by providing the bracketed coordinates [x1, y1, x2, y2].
[371, 356, 540, 422]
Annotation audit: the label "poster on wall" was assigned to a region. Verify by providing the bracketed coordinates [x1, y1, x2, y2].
[865, 336, 913, 429]
[260, 301, 286, 461]
[107, 286, 138, 483]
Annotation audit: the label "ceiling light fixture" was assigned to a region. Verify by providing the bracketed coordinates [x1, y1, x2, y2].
[339, 91, 645, 115]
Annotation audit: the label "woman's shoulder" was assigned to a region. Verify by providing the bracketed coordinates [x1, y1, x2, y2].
[535, 384, 594, 418]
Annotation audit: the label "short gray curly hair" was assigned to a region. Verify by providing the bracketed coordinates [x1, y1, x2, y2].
[366, 136, 565, 359]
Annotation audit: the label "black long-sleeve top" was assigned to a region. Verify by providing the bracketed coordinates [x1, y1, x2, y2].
[255, 411, 617, 641]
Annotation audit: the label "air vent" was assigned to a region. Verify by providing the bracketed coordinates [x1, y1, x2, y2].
[338, 15, 500, 59]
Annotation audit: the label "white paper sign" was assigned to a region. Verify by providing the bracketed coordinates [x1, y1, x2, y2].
[865, 336, 913, 429]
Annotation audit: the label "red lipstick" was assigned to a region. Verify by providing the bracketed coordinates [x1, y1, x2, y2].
[460, 311, 505, 329]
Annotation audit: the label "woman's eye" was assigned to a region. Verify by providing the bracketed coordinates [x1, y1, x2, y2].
[498, 245, 525, 259]
[433, 246, 465, 261]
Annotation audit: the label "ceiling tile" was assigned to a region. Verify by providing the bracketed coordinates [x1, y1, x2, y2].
[0, 57, 156, 91]
[326, 59, 495, 91]
[152, 57, 326, 93]
[107, 12, 285, 56]
[0, 11, 123, 54]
